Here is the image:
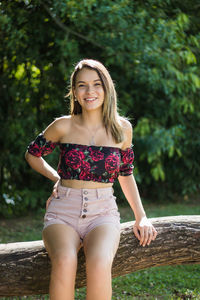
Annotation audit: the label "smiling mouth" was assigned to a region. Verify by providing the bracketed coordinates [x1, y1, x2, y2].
[84, 97, 97, 102]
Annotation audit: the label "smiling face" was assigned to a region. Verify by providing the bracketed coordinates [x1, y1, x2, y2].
[73, 68, 105, 112]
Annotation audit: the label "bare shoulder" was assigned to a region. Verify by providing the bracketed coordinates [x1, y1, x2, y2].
[119, 117, 133, 137]
[54, 115, 72, 128]
[119, 117, 132, 130]
[119, 117, 133, 149]
[44, 115, 72, 142]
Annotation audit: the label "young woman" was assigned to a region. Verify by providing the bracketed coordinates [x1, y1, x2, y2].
[25, 59, 157, 300]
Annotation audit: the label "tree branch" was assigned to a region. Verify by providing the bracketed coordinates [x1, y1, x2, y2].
[0, 215, 200, 296]
[40, 2, 104, 49]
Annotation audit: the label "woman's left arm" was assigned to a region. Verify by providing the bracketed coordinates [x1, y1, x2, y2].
[118, 119, 157, 246]
[118, 174, 157, 246]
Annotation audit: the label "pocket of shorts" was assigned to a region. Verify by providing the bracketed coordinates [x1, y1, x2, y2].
[44, 212, 58, 225]
[108, 195, 118, 209]
[48, 192, 67, 207]
[46, 197, 59, 213]
[99, 196, 119, 216]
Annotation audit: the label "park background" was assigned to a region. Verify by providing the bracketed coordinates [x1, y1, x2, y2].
[0, 0, 200, 299]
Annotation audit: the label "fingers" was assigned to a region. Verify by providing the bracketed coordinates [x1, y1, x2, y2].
[52, 179, 60, 198]
[133, 225, 141, 241]
[133, 224, 158, 247]
[46, 196, 52, 210]
[146, 227, 155, 246]
[141, 226, 148, 246]
[152, 227, 158, 241]
[46, 179, 60, 210]
[52, 185, 58, 198]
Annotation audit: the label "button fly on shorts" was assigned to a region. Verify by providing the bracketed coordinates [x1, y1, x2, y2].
[81, 189, 91, 218]
[44, 186, 120, 240]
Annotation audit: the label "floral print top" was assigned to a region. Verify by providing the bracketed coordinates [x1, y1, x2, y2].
[27, 133, 134, 183]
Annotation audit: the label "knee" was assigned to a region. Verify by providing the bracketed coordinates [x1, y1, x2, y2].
[51, 250, 77, 271]
[86, 253, 114, 274]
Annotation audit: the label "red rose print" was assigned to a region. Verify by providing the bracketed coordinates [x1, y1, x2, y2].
[28, 134, 57, 156]
[28, 143, 41, 157]
[79, 172, 92, 180]
[58, 168, 71, 179]
[79, 161, 91, 180]
[89, 148, 104, 161]
[121, 148, 134, 164]
[42, 144, 56, 156]
[61, 147, 66, 157]
[105, 154, 120, 174]
[65, 171, 72, 178]
[82, 161, 91, 172]
[109, 177, 114, 183]
[65, 149, 85, 169]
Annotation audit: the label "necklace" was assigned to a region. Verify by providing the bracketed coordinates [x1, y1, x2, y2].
[85, 125, 103, 146]
[89, 135, 96, 146]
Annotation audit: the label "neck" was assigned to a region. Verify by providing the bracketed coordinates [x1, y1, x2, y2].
[80, 110, 104, 130]
[78, 111, 105, 146]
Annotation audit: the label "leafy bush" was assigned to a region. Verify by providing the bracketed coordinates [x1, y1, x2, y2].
[1, 0, 200, 216]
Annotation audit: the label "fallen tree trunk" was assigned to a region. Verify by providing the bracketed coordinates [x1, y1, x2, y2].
[0, 215, 200, 296]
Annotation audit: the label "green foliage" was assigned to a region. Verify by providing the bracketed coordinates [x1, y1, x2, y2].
[111, 265, 200, 299]
[1, 0, 200, 215]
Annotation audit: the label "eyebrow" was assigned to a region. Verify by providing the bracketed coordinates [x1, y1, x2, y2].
[77, 79, 101, 84]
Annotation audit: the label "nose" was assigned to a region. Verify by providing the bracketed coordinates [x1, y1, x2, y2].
[86, 84, 95, 94]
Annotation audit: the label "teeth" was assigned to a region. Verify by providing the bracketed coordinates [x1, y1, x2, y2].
[85, 98, 96, 101]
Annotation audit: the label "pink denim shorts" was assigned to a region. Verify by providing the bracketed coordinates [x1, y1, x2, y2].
[43, 184, 121, 241]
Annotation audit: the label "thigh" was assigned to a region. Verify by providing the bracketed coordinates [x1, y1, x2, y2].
[42, 224, 81, 259]
[83, 224, 121, 260]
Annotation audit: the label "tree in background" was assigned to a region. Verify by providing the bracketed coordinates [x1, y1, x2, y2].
[1, 0, 200, 216]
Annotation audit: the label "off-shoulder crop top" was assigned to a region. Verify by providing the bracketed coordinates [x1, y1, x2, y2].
[27, 133, 134, 183]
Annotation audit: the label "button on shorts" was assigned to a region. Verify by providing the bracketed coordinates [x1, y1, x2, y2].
[43, 184, 121, 241]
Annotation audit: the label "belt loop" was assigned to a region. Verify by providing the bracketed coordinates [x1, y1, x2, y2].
[66, 188, 71, 197]
[96, 188, 100, 199]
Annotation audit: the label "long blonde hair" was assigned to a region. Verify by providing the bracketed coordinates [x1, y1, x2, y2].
[67, 59, 124, 143]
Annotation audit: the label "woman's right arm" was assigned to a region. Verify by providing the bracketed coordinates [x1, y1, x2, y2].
[24, 154, 60, 183]
[25, 118, 66, 183]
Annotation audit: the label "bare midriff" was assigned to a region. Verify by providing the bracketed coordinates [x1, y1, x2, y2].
[61, 179, 113, 189]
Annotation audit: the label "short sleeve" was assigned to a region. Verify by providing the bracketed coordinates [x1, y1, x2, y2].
[27, 133, 58, 157]
[119, 147, 134, 176]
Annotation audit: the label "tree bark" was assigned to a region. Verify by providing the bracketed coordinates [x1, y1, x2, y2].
[0, 215, 199, 296]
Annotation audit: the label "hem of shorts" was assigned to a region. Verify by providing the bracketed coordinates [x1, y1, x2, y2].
[82, 220, 121, 241]
[42, 220, 79, 236]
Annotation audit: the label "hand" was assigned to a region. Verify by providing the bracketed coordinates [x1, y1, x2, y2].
[133, 216, 157, 247]
[46, 178, 60, 210]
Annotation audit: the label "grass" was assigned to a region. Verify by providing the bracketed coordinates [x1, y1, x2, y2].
[0, 199, 200, 299]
